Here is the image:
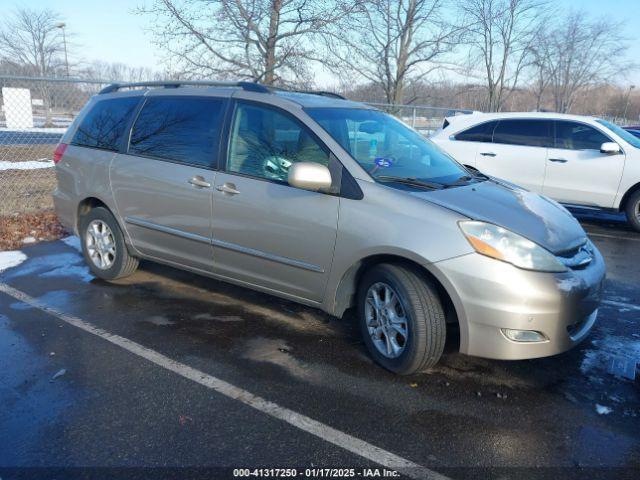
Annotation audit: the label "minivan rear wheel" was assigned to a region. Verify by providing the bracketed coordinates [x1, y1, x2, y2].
[79, 207, 139, 280]
[357, 263, 446, 375]
[625, 190, 640, 232]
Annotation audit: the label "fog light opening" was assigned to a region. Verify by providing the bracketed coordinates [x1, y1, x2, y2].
[501, 328, 548, 343]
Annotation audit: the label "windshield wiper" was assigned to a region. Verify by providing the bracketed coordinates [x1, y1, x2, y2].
[375, 175, 445, 190]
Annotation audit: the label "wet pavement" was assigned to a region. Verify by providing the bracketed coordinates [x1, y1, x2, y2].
[0, 211, 638, 479]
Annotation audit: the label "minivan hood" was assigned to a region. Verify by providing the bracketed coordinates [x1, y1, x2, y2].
[407, 180, 586, 254]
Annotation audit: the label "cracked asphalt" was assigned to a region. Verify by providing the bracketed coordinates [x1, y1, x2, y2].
[0, 209, 638, 479]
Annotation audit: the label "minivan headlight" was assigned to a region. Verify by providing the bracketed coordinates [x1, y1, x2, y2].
[459, 221, 567, 273]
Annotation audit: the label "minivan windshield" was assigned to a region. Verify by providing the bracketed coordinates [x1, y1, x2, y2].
[596, 119, 640, 149]
[306, 108, 472, 187]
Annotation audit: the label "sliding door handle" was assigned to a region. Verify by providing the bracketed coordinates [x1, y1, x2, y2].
[480, 152, 496, 157]
[188, 176, 211, 188]
[216, 183, 240, 195]
[549, 158, 568, 163]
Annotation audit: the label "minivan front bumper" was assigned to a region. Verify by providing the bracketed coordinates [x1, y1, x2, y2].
[435, 246, 605, 360]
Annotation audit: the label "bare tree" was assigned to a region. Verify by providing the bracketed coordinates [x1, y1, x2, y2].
[0, 7, 72, 125]
[0, 7, 67, 77]
[139, 0, 356, 85]
[535, 12, 632, 113]
[79, 60, 164, 83]
[328, 0, 461, 106]
[459, 0, 547, 112]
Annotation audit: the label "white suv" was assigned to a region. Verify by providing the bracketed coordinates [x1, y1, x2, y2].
[431, 112, 640, 231]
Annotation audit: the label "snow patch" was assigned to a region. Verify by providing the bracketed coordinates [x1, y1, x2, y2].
[596, 404, 612, 415]
[581, 335, 640, 377]
[61, 236, 82, 252]
[0, 251, 27, 272]
[0, 159, 54, 171]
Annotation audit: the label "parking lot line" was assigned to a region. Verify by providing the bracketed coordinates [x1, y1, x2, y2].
[602, 299, 640, 311]
[585, 231, 640, 242]
[0, 282, 447, 480]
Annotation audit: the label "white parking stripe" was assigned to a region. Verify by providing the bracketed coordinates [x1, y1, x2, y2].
[0, 282, 447, 480]
[602, 299, 640, 311]
[586, 232, 640, 242]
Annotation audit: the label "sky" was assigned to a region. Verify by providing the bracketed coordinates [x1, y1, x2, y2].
[18, 0, 640, 86]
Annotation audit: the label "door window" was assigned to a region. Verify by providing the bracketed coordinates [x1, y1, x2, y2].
[72, 96, 140, 151]
[555, 121, 610, 150]
[227, 102, 329, 182]
[129, 96, 225, 167]
[492, 120, 553, 147]
[454, 121, 497, 142]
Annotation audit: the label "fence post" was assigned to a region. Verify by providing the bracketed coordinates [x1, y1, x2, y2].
[411, 107, 416, 128]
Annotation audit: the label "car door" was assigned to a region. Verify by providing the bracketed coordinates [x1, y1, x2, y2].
[475, 119, 552, 193]
[211, 100, 339, 302]
[110, 94, 227, 271]
[543, 120, 625, 208]
[443, 120, 498, 168]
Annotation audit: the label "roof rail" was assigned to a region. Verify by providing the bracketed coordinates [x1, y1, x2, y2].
[98, 80, 270, 95]
[296, 90, 346, 100]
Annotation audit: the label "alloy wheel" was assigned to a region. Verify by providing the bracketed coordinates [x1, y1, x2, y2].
[364, 282, 409, 358]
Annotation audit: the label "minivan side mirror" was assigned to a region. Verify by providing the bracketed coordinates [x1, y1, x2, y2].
[288, 162, 332, 192]
[600, 142, 621, 154]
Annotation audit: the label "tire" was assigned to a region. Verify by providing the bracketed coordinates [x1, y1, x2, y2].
[79, 206, 139, 280]
[357, 263, 446, 375]
[624, 190, 640, 232]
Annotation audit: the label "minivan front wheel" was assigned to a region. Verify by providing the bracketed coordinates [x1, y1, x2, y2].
[625, 190, 640, 232]
[357, 263, 446, 375]
[79, 207, 139, 280]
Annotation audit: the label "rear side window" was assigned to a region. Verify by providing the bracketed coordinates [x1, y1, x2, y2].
[129, 96, 226, 167]
[454, 121, 497, 142]
[72, 97, 140, 151]
[555, 121, 610, 150]
[493, 120, 552, 147]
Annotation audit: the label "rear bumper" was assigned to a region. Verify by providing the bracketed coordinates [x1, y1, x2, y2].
[52, 188, 76, 234]
[436, 248, 605, 360]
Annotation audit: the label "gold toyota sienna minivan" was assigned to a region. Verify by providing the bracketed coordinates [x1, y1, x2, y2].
[53, 81, 606, 374]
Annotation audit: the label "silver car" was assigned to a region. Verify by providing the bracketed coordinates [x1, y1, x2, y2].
[53, 81, 605, 375]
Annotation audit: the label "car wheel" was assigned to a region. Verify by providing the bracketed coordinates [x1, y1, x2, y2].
[357, 263, 446, 375]
[625, 190, 640, 232]
[79, 206, 139, 280]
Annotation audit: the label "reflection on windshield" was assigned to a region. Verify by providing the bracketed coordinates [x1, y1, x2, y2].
[596, 119, 640, 149]
[306, 107, 473, 186]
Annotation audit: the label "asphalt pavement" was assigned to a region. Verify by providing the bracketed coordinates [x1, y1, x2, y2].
[0, 211, 638, 480]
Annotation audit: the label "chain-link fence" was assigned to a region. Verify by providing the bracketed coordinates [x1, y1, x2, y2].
[366, 103, 473, 136]
[0, 76, 111, 216]
[0, 75, 471, 216]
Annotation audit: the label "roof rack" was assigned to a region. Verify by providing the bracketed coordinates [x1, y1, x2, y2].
[98, 80, 270, 95]
[291, 90, 346, 100]
[98, 80, 347, 101]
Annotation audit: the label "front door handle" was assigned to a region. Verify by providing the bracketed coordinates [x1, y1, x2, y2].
[480, 152, 496, 157]
[549, 158, 568, 163]
[188, 176, 211, 188]
[216, 182, 240, 195]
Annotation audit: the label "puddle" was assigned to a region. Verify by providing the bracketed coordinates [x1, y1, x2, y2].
[242, 337, 318, 382]
[10, 290, 75, 312]
[143, 315, 175, 326]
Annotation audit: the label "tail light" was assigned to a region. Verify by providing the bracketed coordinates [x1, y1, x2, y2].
[53, 143, 68, 164]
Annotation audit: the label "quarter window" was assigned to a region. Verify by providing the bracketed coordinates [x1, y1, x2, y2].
[555, 121, 610, 150]
[72, 96, 140, 151]
[454, 121, 497, 142]
[129, 96, 225, 167]
[492, 120, 553, 147]
[227, 102, 329, 182]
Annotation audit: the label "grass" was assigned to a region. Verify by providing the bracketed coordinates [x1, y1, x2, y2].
[0, 143, 57, 215]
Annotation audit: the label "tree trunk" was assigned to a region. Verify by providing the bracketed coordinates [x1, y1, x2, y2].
[264, 0, 282, 85]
